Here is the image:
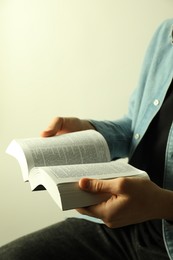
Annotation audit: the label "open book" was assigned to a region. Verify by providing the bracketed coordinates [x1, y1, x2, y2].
[6, 130, 148, 210]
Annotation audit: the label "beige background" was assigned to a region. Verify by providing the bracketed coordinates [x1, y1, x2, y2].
[1, 0, 173, 246]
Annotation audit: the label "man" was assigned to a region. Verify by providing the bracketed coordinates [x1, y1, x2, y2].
[1, 18, 173, 259]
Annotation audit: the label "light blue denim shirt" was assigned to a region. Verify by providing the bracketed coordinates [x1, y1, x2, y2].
[90, 19, 173, 259]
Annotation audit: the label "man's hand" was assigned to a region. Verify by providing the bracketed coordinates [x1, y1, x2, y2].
[77, 177, 173, 228]
[40, 117, 95, 137]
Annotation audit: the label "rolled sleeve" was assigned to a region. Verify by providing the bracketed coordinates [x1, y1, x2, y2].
[89, 116, 132, 160]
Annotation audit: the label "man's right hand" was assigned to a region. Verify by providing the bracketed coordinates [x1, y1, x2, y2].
[40, 117, 95, 137]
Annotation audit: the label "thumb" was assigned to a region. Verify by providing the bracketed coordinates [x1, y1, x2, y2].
[79, 178, 112, 193]
[41, 117, 63, 137]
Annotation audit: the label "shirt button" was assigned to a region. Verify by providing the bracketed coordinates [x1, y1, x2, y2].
[153, 99, 160, 106]
[134, 133, 140, 140]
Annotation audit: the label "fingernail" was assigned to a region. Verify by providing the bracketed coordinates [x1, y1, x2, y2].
[81, 179, 91, 190]
[84, 180, 91, 190]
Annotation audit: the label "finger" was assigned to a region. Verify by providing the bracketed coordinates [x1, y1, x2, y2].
[40, 117, 63, 137]
[79, 178, 115, 194]
[76, 202, 106, 220]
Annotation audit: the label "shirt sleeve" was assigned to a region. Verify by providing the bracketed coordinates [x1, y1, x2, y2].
[89, 116, 133, 160]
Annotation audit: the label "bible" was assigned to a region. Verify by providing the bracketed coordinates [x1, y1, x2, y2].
[6, 130, 148, 210]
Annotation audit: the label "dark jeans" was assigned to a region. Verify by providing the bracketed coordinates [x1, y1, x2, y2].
[0, 218, 169, 260]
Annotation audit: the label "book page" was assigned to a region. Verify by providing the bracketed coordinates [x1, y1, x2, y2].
[12, 130, 111, 172]
[30, 161, 148, 187]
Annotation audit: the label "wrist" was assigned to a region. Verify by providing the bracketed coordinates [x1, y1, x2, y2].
[81, 120, 96, 131]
